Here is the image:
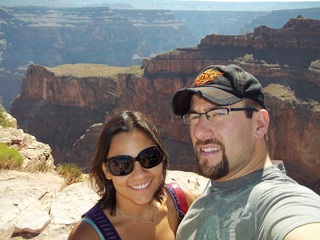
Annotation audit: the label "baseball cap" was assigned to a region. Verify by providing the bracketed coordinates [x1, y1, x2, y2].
[172, 64, 265, 116]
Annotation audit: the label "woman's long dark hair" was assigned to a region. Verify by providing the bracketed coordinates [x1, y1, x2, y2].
[89, 110, 168, 216]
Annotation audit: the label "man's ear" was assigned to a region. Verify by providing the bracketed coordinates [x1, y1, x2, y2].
[255, 109, 269, 139]
[102, 162, 112, 180]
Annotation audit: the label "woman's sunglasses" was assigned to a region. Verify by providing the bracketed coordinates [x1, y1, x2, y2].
[106, 145, 164, 176]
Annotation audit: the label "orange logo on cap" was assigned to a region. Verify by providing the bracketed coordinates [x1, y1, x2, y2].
[194, 68, 223, 86]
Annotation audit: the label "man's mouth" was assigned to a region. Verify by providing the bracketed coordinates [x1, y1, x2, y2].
[201, 147, 221, 153]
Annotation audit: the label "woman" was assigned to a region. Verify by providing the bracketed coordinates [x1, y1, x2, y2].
[68, 110, 195, 240]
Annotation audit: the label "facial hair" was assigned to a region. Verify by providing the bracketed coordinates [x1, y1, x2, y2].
[195, 139, 229, 180]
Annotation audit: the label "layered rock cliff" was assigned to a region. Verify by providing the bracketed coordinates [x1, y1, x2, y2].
[0, 6, 198, 109]
[1, 6, 320, 110]
[0, 6, 197, 71]
[0, 109, 55, 171]
[10, 17, 320, 193]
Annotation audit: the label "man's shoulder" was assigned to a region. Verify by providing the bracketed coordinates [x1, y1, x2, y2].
[253, 175, 320, 203]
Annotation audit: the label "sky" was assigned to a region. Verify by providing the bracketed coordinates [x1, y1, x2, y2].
[183, 0, 320, 1]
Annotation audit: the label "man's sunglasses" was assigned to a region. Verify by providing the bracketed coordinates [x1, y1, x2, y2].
[106, 145, 164, 176]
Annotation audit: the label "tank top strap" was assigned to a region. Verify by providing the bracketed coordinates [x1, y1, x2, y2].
[165, 182, 189, 220]
[82, 204, 121, 240]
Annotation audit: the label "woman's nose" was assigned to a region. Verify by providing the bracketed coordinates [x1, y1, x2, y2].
[130, 161, 147, 177]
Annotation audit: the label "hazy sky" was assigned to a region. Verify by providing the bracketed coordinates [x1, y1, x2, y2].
[185, 0, 320, 1]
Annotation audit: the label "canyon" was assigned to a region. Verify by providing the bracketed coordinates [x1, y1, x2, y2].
[1, 6, 320, 109]
[9, 17, 320, 194]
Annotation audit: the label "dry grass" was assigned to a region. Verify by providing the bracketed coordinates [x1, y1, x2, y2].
[56, 163, 84, 185]
[264, 84, 297, 103]
[265, 83, 320, 112]
[46, 63, 144, 78]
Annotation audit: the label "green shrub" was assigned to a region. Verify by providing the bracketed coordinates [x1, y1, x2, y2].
[0, 107, 15, 128]
[0, 108, 8, 127]
[0, 143, 24, 169]
[57, 163, 83, 185]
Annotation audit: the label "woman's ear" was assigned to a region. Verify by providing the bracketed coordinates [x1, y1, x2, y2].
[255, 109, 270, 139]
[102, 162, 112, 180]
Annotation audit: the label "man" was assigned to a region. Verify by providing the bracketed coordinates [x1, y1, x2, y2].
[171, 64, 320, 240]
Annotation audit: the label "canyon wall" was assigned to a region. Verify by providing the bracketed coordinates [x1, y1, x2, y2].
[0, 6, 197, 71]
[10, 17, 320, 193]
[0, 6, 198, 109]
[1, 6, 320, 110]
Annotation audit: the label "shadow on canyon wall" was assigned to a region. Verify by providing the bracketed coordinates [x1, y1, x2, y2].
[9, 17, 320, 194]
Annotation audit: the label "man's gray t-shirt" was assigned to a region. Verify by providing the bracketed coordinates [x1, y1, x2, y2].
[176, 162, 320, 240]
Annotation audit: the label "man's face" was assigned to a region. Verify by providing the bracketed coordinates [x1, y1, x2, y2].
[188, 94, 257, 180]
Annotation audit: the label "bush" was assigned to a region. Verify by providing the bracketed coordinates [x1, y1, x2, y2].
[0, 107, 16, 128]
[57, 163, 83, 185]
[0, 143, 24, 169]
[0, 107, 11, 128]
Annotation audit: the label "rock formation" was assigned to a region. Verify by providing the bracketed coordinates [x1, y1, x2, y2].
[0, 6, 197, 71]
[10, 17, 320, 194]
[0, 6, 198, 109]
[0, 112, 55, 172]
[0, 169, 207, 239]
[1, 6, 320, 110]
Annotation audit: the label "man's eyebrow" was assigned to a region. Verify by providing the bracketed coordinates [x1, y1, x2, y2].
[187, 110, 197, 114]
[188, 106, 218, 113]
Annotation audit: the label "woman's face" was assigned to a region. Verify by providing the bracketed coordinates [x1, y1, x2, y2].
[103, 129, 163, 207]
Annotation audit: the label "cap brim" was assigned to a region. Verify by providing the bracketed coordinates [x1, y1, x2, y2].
[172, 87, 243, 116]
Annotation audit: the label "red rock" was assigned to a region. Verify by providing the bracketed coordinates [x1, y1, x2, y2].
[10, 18, 320, 194]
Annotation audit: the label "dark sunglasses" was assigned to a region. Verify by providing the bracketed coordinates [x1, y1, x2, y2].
[106, 145, 164, 176]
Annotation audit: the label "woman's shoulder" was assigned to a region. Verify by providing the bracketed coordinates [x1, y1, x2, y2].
[68, 219, 101, 240]
[68, 204, 121, 240]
